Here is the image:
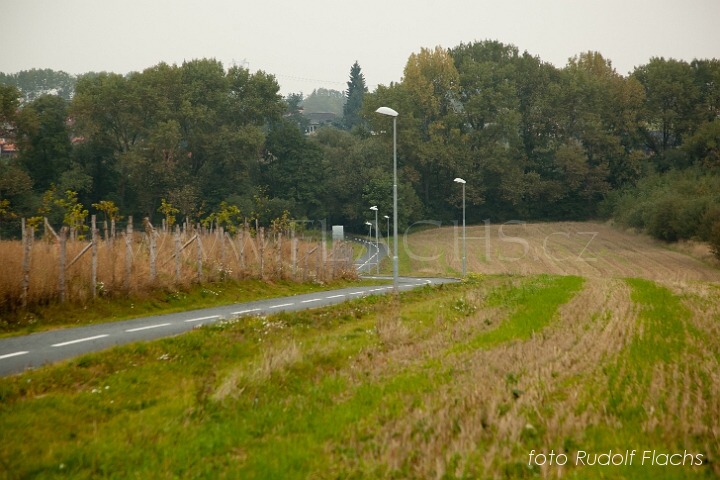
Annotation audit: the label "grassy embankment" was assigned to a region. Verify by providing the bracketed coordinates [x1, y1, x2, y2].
[0, 277, 385, 337]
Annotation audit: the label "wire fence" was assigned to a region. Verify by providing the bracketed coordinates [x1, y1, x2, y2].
[0, 216, 356, 312]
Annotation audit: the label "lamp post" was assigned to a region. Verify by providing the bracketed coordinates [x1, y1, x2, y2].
[375, 107, 399, 292]
[370, 206, 379, 273]
[383, 215, 390, 247]
[364, 220, 373, 272]
[454, 177, 466, 277]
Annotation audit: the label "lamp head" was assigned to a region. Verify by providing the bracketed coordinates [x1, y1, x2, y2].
[370, 205, 378, 211]
[375, 106, 399, 117]
[454, 177, 466, 184]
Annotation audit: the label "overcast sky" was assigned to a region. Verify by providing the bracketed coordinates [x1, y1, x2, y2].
[3, 0, 719, 95]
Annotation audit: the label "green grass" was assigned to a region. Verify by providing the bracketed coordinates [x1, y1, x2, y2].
[457, 274, 585, 351]
[0, 277, 388, 337]
[0, 287, 440, 479]
[561, 278, 708, 479]
[0, 275, 577, 479]
[1, 274, 717, 479]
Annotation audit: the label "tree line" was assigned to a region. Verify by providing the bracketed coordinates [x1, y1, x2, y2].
[1, 41, 719, 247]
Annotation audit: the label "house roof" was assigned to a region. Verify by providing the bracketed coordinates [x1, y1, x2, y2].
[303, 112, 337, 124]
[0, 138, 17, 153]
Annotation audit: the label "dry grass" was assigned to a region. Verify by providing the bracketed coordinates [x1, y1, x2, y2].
[375, 301, 411, 347]
[256, 338, 303, 380]
[338, 279, 631, 477]
[213, 334, 303, 402]
[321, 275, 720, 478]
[0, 228, 355, 312]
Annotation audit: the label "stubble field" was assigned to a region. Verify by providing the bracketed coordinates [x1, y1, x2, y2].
[401, 221, 720, 284]
[1, 222, 719, 479]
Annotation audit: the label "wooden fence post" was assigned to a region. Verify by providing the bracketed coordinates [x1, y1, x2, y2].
[239, 228, 246, 273]
[125, 216, 133, 291]
[145, 217, 157, 282]
[291, 229, 297, 279]
[21, 219, 33, 308]
[304, 247, 318, 282]
[330, 244, 336, 280]
[59, 227, 67, 303]
[317, 245, 324, 281]
[220, 226, 226, 276]
[258, 227, 265, 279]
[44, 217, 59, 242]
[196, 234, 203, 281]
[174, 225, 181, 283]
[276, 232, 283, 278]
[109, 218, 116, 288]
[91, 215, 98, 298]
[320, 225, 327, 281]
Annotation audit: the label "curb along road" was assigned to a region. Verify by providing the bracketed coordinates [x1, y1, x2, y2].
[0, 275, 457, 377]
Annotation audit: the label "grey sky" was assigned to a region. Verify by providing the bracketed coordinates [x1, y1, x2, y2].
[3, 0, 719, 95]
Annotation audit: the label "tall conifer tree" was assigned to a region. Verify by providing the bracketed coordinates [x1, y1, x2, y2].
[343, 61, 367, 130]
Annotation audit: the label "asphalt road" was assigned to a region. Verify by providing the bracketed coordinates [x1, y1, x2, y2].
[0, 275, 457, 376]
[351, 235, 388, 274]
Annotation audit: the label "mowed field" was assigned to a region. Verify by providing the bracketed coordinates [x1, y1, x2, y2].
[1, 222, 719, 479]
[402, 221, 720, 284]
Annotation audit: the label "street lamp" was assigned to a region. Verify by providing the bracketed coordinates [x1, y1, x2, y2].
[370, 206, 379, 273]
[364, 219, 373, 270]
[383, 215, 390, 247]
[375, 106, 399, 292]
[454, 177, 466, 277]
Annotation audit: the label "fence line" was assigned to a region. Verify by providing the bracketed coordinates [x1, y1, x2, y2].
[0, 218, 356, 311]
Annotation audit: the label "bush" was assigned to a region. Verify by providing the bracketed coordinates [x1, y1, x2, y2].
[699, 205, 720, 241]
[646, 197, 680, 242]
[610, 168, 720, 244]
[658, 196, 710, 241]
[710, 221, 720, 261]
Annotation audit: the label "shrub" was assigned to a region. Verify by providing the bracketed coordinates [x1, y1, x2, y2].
[710, 221, 720, 261]
[611, 168, 720, 244]
[646, 197, 680, 242]
[665, 196, 709, 241]
[699, 205, 720, 241]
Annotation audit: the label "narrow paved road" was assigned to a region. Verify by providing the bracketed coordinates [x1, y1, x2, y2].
[352, 235, 388, 274]
[0, 276, 456, 376]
